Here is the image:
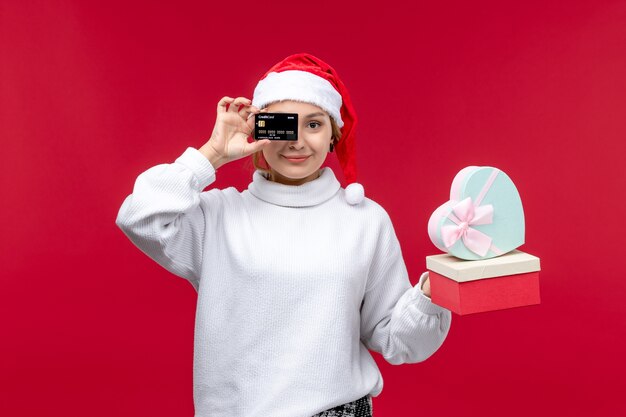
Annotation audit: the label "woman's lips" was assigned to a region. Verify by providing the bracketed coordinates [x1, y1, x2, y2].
[282, 155, 310, 163]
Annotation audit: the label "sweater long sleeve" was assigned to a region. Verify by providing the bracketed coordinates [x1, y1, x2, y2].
[116, 148, 217, 290]
[116, 147, 452, 417]
[359, 209, 451, 364]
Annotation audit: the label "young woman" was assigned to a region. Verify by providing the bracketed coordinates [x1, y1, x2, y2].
[116, 53, 451, 417]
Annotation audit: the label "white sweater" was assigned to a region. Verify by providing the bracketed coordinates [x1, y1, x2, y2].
[115, 147, 452, 417]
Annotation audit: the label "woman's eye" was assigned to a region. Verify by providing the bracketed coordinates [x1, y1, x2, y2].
[307, 121, 321, 129]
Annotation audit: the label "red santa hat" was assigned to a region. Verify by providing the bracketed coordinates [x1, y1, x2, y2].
[252, 53, 364, 205]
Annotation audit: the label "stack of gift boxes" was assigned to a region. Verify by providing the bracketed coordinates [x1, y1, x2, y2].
[426, 166, 541, 315]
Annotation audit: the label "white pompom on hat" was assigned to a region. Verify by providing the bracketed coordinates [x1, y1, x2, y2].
[252, 53, 364, 205]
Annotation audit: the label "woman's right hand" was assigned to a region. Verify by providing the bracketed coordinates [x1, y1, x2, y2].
[198, 96, 271, 169]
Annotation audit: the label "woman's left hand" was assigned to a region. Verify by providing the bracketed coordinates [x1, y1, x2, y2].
[421, 277, 431, 298]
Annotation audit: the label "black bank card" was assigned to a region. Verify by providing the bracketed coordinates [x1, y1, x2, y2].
[254, 113, 298, 140]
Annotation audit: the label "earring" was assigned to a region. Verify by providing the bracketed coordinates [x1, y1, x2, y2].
[329, 139, 334, 153]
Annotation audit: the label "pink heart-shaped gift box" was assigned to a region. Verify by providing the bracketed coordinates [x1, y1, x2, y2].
[428, 166, 525, 260]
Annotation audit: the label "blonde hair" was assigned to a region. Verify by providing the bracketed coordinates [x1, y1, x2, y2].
[252, 115, 342, 176]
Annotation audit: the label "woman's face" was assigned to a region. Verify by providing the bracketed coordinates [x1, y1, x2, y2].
[261, 100, 334, 186]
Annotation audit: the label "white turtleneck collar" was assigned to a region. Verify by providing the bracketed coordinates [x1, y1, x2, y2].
[247, 167, 341, 208]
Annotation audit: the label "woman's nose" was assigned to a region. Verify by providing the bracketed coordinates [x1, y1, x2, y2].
[288, 138, 304, 149]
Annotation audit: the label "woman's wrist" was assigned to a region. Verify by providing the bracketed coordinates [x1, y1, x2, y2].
[198, 142, 227, 170]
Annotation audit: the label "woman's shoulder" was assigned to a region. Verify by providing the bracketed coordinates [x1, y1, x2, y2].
[199, 185, 244, 206]
[337, 188, 393, 224]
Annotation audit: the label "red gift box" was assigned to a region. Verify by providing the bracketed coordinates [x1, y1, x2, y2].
[426, 250, 541, 315]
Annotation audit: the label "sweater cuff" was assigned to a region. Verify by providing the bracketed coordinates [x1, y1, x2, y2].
[412, 271, 449, 315]
[174, 147, 216, 190]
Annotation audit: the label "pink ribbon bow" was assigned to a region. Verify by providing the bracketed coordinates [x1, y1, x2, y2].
[441, 197, 494, 257]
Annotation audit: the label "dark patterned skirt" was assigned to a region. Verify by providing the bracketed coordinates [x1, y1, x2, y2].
[311, 394, 373, 417]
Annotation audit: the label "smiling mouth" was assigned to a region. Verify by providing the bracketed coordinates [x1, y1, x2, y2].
[282, 155, 310, 162]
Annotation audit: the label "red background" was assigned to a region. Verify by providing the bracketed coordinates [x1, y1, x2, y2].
[2, 1, 625, 416]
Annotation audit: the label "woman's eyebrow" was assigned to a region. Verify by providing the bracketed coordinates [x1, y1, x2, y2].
[304, 112, 326, 118]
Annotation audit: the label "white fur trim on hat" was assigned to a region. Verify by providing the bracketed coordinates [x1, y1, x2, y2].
[345, 183, 365, 205]
[252, 70, 344, 128]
